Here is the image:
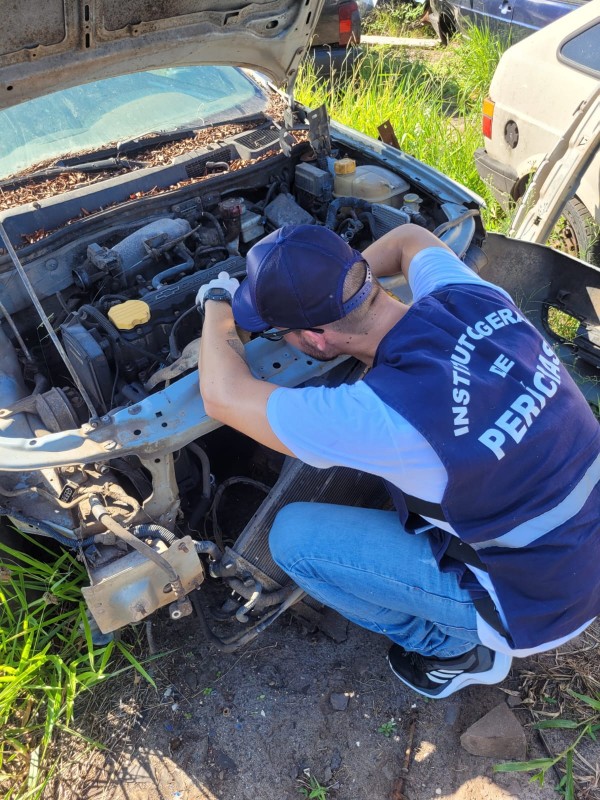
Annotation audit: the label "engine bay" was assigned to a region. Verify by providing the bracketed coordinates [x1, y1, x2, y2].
[0, 108, 486, 644]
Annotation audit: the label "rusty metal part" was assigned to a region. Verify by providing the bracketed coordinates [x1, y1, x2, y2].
[138, 453, 180, 527]
[89, 495, 180, 589]
[378, 120, 400, 150]
[169, 596, 193, 620]
[82, 534, 204, 633]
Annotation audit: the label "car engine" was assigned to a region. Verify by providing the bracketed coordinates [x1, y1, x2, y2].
[0, 110, 486, 646]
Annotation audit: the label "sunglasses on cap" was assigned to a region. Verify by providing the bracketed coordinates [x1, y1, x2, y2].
[258, 326, 325, 342]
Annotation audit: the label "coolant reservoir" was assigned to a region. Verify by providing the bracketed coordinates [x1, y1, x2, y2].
[333, 158, 410, 208]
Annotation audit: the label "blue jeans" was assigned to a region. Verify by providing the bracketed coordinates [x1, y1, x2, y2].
[269, 502, 483, 658]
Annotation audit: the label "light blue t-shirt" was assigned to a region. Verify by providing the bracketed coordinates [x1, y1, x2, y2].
[266, 246, 591, 655]
[267, 247, 510, 502]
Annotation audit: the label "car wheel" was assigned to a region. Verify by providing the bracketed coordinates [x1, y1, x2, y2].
[425, 0, 455, 45]
[438, 2, 456, 45]
[547, 197, 600, 266]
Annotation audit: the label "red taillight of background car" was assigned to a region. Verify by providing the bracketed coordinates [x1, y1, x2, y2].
[482, 97, 495, 139]
[339, 1, 360, 46]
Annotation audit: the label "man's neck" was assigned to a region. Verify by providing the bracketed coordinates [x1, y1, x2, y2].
[337, 296, 409, 367]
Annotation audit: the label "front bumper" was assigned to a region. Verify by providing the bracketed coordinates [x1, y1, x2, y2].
[474, 147, 518, 211]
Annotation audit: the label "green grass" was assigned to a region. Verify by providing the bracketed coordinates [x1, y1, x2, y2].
[377, 718, 397, 737]
[494, 690, 600, 800]
[297, 30, 508, 232]
[297, 770, 333, 799]
[362, 2, 436, 38]
[0, 533, 154, 799]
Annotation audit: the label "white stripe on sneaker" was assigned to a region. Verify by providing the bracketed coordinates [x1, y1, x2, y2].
[429, 669, 464, 676]
[389, 650, 513, 699]
[427, 670, 464, 679]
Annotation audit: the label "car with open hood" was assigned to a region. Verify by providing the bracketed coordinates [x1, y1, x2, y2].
[0, 0, 598, 646]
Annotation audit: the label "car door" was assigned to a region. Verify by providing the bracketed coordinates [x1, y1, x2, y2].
[456, 0, 516, 37]
[509, 0, 588, 42]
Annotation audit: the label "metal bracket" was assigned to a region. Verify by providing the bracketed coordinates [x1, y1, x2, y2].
[378, 120, 400, 150]
[307, 105, 332, 162]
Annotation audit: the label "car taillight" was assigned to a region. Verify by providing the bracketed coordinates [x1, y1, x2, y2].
[339, 1, 360, 46]
[482, 97, 495, 139]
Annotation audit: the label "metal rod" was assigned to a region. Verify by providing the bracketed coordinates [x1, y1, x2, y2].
[0, 221, 98, 419]
[0, 299, 34, 363]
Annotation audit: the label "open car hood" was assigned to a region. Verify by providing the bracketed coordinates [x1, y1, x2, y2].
[0, 0, 324, 109]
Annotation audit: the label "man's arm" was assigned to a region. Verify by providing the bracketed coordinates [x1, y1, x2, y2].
[198, 300, 295, 456]
[363, 223, 451, 281]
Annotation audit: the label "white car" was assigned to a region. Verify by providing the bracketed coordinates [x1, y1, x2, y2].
[475, 1, 600, 263]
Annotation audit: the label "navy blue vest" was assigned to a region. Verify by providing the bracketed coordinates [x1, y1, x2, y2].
[364, 284, 600, 649]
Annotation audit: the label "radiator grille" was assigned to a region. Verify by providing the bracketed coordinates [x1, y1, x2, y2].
[232, 459, 388, 594]
[371, 203, 410, 238]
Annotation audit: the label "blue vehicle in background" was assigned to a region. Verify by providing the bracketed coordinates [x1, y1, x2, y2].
[425, 0, 589, 43]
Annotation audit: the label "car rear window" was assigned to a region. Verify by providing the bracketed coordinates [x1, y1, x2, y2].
[559, 21, 600, 76]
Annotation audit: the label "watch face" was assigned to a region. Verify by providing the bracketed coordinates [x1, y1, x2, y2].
[206, 287, 232, 302]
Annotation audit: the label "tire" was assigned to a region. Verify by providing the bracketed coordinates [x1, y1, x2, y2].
[548, 197, 600, 266]
[438, 5, 457, 45]
[425, 0, 456, 45]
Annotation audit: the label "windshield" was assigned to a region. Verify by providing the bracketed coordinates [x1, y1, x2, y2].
[0, 66, 267, 180]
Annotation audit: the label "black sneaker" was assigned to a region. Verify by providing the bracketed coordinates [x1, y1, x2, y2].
[388, 643, 512, 699]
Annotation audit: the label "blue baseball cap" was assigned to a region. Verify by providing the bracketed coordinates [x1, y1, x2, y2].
[232, 225, 372, 332]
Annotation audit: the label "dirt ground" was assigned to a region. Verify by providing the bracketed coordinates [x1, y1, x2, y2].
[50, 604, 600, 800]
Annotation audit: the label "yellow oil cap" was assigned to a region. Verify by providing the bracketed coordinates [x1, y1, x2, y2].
[107, 300, 151, 331]
[334, 158, 356, 175]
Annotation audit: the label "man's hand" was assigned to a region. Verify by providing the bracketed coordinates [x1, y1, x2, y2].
[195, 271, 240, 310]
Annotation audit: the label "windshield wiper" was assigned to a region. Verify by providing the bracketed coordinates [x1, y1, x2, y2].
[1, 112, 274, 191]
[105, 112, 271, 160]
[56, 129, 199, 167]
[0, 156, 147, 192]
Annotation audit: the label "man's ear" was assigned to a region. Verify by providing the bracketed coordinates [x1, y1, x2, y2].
[302, 328, 329, 353]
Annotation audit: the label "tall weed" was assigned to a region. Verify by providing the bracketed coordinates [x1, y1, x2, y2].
[296, 28, 510, 231]
[443, 23, 507, 107]
[362, 3, 435, 38]
[0, 533, 154, 799]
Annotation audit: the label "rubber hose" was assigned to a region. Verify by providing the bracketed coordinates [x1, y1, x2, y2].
[168, 305, 200, 361]
[199, 211, 226, 246]
[186, 442, 213, 530]
[132, 524, 177, 545]
[325, 197, 372, 230]
[194, 540, 222, 561]
[433, 208, 480, 237]
[89, 496, 179, 585]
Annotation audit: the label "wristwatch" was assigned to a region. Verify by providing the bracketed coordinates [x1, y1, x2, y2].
[203, 287, 233, 306]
